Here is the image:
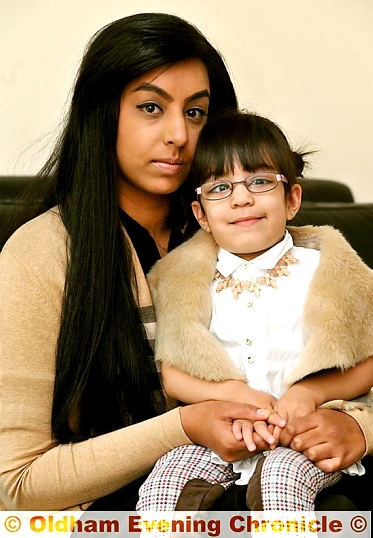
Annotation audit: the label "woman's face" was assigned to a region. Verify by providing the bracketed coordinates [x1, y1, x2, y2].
[116, 58, 210, 206]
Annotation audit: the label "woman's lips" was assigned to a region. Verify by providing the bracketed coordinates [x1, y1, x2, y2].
[152, 160, 184, 175]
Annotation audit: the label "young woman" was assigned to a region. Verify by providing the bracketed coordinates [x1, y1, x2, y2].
[0, 13, 272, 512]
[138, 109, 373, 512]
[0, 13, 369, 512]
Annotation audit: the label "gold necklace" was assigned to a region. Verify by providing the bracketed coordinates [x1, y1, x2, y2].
[214, 250, 299, 299]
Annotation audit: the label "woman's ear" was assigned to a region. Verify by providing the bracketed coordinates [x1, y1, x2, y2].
[286, 183, 302, 221]
[191, 200, 211, 232]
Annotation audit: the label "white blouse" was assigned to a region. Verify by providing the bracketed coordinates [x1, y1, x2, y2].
[210, 230, 320, 399]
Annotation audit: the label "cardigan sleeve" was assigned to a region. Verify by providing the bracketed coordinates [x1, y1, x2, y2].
[344, 401, 373, 456]
[0, 216, 191, 511]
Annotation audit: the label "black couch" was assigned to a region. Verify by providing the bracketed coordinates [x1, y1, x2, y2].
[293, 178, 373, 268]
[1, 175, 373, 267]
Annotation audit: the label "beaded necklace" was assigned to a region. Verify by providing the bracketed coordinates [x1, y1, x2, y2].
[214, 249, 299, 300]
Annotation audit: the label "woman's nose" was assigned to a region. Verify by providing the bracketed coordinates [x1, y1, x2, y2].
[163, 115, 188, 147]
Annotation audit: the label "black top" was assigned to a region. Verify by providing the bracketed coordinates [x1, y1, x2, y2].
[119, 209, 184, 275]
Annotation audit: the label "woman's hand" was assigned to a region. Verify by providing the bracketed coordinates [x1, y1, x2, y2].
[279, 408, 366, 472]
[179, 400, 273, 462]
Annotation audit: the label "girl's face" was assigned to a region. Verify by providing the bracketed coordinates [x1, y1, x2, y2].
[192, 162, 302, 261]
[116, 58, 210, 208]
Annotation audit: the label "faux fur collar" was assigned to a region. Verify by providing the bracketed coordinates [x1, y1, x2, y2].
[147, 225, 373, 387]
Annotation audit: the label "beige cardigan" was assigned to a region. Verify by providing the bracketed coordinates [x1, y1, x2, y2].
[148, 227, 373, 446]
[0, 209, 190, 511]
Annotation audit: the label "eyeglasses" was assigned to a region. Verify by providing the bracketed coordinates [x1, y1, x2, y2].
[196, 172, 288, 201]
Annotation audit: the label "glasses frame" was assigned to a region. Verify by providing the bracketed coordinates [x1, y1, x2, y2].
[196, 172, 288, 200]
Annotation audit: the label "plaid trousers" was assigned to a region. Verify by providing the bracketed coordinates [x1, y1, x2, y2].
[261, 446, 341, 510]
[136, 444, 341, 511]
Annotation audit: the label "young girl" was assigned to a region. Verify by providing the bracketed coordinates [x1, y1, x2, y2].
[137, 109, 373, 513]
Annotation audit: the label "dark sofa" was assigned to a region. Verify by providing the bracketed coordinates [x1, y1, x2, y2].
[1, 175, 373, 267]
[293, 178, 373, 268]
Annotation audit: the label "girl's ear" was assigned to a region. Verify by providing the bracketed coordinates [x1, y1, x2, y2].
[286, 183, 302, 221]
[191, 200, 211, 232]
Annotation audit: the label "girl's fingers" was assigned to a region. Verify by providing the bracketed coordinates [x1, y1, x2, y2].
[257, 408, 286, 427]
[235, 420, 256, 451]
[253, 421, 276, 446]
[232, 420, 243, 441]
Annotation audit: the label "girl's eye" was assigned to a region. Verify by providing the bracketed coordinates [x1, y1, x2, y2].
[137, 103, 162, 115]
[208, 182, 231, 194]
[251, 177, 270, 186]
[185, 107, 208, 121]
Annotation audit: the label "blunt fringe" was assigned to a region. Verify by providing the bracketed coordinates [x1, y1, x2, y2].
[190, 109, 310, 193]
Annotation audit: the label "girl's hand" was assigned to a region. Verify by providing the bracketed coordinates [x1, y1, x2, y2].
[275, 385, 318, 422]
[245, 391, 277, 411]
[233, 409, 286, 451]
[258, 408, 287, 449]
[271, 386, 317, 447]
[232, 419, 275, 451]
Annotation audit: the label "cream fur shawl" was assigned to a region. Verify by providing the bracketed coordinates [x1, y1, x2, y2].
[147, 225, 373, 389]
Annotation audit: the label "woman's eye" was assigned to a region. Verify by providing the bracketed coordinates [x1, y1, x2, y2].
[186, 108, 207, 121]
[137, 103, 162, 115]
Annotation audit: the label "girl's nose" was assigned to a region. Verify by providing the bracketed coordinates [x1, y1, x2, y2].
[163, 115, 188, 147]
[230, 182, 255, 206]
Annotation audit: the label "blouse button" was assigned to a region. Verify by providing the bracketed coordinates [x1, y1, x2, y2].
[247, 356, 255, 364]
[246, 302, 253, 308]
[246, 338, 252, 346]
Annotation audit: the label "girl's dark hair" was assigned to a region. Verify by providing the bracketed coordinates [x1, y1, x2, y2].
[6, 13, 238, 442]
[189, 109, 309, 195]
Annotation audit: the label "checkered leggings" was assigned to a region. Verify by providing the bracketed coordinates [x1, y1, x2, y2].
[261, 446, 341, 510]
[136, 445, 341, 511]
[137, 445, 236, 510]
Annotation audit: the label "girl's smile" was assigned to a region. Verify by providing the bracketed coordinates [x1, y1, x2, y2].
[230, 216, 263, 226]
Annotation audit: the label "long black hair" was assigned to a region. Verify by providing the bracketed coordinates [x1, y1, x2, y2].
[189, 109, 308, 196]
[7, 13, 237, 442]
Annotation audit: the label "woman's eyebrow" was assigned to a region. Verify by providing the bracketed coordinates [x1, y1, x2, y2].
[185, 90, 210, 104]
[133, 83, 171, 101]
[133, 84, 210, 104]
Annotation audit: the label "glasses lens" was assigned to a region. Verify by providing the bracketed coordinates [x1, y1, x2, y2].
[201, 181, 232, 200]
[247, 173, 277, 193]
